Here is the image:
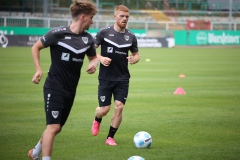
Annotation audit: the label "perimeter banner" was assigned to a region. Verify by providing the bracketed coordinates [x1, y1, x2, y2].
[175, 30, 240, 46]
[1, 35, 174, 48]
[0, 26, 147, 37]
[1, 35, 41, 47]
[0, 27, 175, 48]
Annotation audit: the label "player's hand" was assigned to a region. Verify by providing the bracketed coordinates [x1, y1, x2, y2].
[86, 64, 96, 74]
[32, 70, 42, 84]
[127, 55, 135, 64]
[100, 57, 112, 66]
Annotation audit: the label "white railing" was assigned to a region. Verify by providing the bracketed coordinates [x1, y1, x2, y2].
[0, 16, 239, 31]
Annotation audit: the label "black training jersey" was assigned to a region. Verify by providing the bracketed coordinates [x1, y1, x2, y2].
[94, 26, 138, 81]
[40, 26, 96, 94]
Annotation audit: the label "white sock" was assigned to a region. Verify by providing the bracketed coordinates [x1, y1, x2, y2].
[32, 141, 42, 157]
[42, 156, 51, 160]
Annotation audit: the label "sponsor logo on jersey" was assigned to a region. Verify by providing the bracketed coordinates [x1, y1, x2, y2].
[100, 96, 105, 102]
[72, 58, 83, 62]
[82, 37, 88, 44]
[61, 52, 70, 61]
[107, 47, 113, 53]
[109, 34, 114, 36]
[52, 111, 59, 119]
[115, 51, 127, 55]
[124, 35, 129, 41]
[65, 36, 71, 39]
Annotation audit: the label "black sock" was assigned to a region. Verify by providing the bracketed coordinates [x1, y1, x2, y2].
[95, 116, 102, 123]
[107, 126, 118, 139]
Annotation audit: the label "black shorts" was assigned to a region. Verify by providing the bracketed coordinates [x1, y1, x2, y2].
[98, 79, 129, 106]
[44, 88, 75, 126]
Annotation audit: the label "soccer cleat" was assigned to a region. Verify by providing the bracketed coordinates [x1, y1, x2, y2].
[91, 120, 100, 136]
[106, 137, 117, 146]
[28, 149, 40, 160]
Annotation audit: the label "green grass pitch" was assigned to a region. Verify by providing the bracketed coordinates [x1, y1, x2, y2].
[0, 47, 240, 160]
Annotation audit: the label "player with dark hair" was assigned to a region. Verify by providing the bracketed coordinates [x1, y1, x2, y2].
[28, 0, 98, 159]
[91, 5, 140, 146]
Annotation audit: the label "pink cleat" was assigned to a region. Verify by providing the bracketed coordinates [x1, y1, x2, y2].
[106, 137, 117, 146]
[28, 149, 40, 160]
[91, 120, 100, 136]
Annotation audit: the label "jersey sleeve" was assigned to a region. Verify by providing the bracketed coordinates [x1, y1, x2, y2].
[94, 30, 104, 46]
[130, 35, 138, 53]
[40, 29, 58, 47]
[86, 40, 96, 57]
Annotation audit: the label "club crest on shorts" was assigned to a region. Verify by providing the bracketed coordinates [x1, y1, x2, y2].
[100, 96, 105, 102]
[52, 111, 59, 119]
[82, 37, 88, 44]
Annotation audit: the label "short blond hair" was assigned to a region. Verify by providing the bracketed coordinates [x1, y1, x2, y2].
[114, 5, 129, 14]
[70, 0, 98, 19]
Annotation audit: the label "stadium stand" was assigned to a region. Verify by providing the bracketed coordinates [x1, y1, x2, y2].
[0, 0, 240, 31]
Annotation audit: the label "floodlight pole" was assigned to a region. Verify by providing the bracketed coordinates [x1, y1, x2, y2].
[96, 0, 99, 29]
[229, 0, 233, 30]
[43, 0, 48, 28]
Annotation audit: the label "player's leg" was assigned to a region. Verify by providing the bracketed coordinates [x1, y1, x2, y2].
[41, 124, 61, 158]
[105, 100, 124, 146]
[92, 105, 110, 136]
[111, 100, 124, 128]
[95, 105, 111, 119]
[92, 80, 112, 136]
[28, 87, 53, 160]
[28, 140, 42, 160]
[97, 79, 113, 118]
[41, 88, 74, 160]
[106, 81, 129, 146]
[42, 90, 75, 159]
[41, 88, 65, 159]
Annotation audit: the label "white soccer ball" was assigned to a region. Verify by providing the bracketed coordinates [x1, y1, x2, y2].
[128, 156, 145, 160]
[133, 131, 152, 149]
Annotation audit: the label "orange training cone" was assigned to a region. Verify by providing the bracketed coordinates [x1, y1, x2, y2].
[179, 74, 186, 78]
[174, 87, 186, 95]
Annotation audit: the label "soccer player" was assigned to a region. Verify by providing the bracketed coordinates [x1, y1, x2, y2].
[28, 0, 98, 159]
[91, 5, 140, 146]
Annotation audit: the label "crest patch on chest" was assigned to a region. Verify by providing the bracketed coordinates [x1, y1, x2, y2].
[82, 37, 88, 44]
[124, 35, 129, 41]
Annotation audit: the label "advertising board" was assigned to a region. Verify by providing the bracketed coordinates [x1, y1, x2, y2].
[0, 27, 174, 48]
[175, 30, 240, 46]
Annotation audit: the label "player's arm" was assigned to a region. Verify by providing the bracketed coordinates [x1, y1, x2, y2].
[95, 44, 112, 66]
[127, 35, 140, 65]
[31, 40, 45, 84]
[86, 55, 98, 74]
[127, 52, 140, 65]
[94, 31, 111, 66]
